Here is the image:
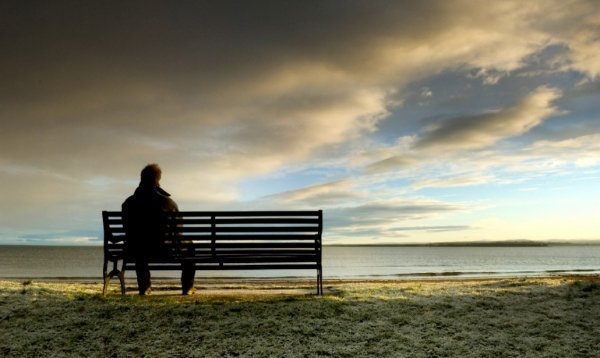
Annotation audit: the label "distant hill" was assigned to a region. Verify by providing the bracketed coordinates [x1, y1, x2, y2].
[326, 240, 600, 247]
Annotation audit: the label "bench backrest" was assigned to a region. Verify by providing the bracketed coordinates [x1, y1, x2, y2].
[102, 211, 323, 263]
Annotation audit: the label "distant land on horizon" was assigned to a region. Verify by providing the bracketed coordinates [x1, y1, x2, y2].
[326, 240, 600, 247]
[1, 240, 600, 247]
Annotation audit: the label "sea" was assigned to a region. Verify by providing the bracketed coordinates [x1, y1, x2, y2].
[1, 245, 599, 280]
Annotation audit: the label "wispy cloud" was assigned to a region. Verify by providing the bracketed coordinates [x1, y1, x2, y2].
[264, 180, 364, 207]
[412, 175, 494, 190]
[326, 200, 465, 228]
[415, 86, 563, 150]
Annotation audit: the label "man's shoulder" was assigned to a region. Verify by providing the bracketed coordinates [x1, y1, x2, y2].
[122, 187, 178, 212]
[154, 186, 178, 211]
[122, 194, 136, 210]
[162, 196, 179, 212]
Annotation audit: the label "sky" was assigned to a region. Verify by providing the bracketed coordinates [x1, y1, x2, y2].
[1, 0, 599, 245]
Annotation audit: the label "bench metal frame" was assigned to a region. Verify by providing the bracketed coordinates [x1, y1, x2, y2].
[102, 210, 323, 295]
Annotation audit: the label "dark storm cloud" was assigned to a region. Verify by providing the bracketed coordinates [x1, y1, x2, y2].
[1, 1, 446, 99]
[1, 1, 472, 192]
[3, 0, 438, 170]
[0, 1, 582, 173]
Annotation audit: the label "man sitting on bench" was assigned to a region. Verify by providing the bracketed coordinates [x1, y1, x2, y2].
[122, 163, 195, 295]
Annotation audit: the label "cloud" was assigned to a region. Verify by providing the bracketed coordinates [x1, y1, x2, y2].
[415, 86, 563, 150]
[326, 200, 464, 229]
[468, 69, 508, 85]
[260, 178, 470, 240]
[264, 180, 364, 207]
[525, 133, 600, 167]
[539, 0, 600, 78]
[364, 155, 417, 174]
[362, 86, 566, 176]
[324, 225, 472, 243]
[412, 175, 494, 190]
[320, 199, 470, 243]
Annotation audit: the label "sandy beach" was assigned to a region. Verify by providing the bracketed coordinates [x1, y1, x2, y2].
[1, 276, 599, 357]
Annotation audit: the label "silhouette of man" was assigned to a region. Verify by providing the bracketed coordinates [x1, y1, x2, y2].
[122, 164, 195, 295]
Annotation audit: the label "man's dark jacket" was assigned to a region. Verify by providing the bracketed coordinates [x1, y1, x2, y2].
[122, 185, 179, 258]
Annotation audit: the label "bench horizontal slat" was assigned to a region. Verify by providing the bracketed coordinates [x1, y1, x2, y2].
[107, 227, 321, 234]
[172, 227, 212, 233]
[115, 255, 319, 265]
[164, 218, 319, 225]
[105, 237, 319, 245]
[105, 245, 320, 252]
[210, 254, 318, 259]
[106, 228, 125, 234]
[104, 211, 320, 217]
[208, 264, 319, 270]
[125, 243, 317, 250]
[171, 219, 212, 224]
[211, 242, 317, 248]
[121, 255, 318, 264]
[176, 211, 320, 217]
[116, 250, 317, 257]
[208, 250, 317, 255]
[181, 234, 319, 241]
[208, 257, 318, 263]
[212, 226, 319, 233]
[123, 263, 319, 270]
[213, 218, 319, 224]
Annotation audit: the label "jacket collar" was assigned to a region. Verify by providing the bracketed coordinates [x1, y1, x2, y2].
[135, 185, 171, 197]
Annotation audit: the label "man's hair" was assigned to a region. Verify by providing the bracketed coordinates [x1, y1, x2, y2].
[140, 163, 162, 186]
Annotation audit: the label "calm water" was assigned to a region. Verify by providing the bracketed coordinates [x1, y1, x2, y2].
[0, 245, 599, 279]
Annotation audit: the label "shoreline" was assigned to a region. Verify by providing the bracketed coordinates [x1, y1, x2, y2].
[2, 272, 598, 283]
[2, 274, 598, 297]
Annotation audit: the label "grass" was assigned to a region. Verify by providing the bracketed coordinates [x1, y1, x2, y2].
[1, 277, 599, 357]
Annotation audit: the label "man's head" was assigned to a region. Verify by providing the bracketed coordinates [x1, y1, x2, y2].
[140, 163, 162, 187]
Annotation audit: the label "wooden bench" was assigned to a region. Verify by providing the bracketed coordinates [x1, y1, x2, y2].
[102, 210, 323, 295]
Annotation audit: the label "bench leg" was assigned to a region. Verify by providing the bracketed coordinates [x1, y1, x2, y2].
[102, 260, 108, 295]
[118, 270, 126, 295]
[102, 274, 110, 295]
[317, 267, 323, 295]
[118, 260, 127, 295]
[319, 274, 322, 295]
[102, 260, 122, 295]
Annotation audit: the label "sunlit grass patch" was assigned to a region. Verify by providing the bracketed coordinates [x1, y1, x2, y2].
[1, 276, 599, 357]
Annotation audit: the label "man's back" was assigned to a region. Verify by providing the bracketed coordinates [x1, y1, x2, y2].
[122, 185, 179, 256]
